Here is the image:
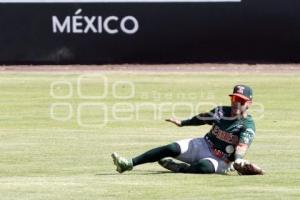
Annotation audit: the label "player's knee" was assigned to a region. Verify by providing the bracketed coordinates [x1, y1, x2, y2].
[189, 159, 216, 174]
[163, 143, 181, 157]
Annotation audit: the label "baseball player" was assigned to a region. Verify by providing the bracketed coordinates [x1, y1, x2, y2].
[112, 85, 262, 175]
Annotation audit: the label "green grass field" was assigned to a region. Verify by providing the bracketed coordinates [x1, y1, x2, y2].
[0, 70, 300, 200]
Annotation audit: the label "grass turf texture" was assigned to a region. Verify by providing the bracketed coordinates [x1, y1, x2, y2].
[0, 71, 299, 200]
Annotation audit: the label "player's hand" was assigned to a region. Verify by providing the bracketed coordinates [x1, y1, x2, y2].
[165, 117, 182, 127]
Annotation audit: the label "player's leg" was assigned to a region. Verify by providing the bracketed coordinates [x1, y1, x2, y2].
[159, 138, 234, 174]
[112, 143, 181, 173]
[159, 158, 216, 174]
[158, 137, 222, 173]
[132, 143, 181, 166]
[174, 138, 205, 164]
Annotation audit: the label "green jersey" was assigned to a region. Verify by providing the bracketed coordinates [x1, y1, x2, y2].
[181, 106, 255, 161]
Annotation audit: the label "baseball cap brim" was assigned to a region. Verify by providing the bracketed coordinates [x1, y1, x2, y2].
[229, 93, 251, 101]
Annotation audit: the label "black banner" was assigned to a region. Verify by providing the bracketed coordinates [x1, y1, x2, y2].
[1, 0, 300, 64]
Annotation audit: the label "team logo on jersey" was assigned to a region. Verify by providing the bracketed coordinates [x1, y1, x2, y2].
[211, 107, 224, 122]
[211, 125, 239, 145]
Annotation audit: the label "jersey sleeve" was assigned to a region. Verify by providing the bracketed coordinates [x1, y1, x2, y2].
[239, 120, 256, 146]
[180, 107, 218, 126]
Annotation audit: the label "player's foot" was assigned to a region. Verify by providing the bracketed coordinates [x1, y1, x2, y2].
[158, 158, 189, 173]
[111, 152, 133, 173]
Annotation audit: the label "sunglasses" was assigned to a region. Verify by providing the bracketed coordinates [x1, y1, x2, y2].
[230, 95, 249, 105]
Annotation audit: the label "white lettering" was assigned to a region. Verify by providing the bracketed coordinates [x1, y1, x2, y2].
[52, 9, 139, 35]
[52, 16, 70, 33]
[98, 16, 103, 33]
[72, 9, 83, 33]
[103, 16, 119, 34]
[84, 16, 97, 33]
[120, 16, 139, 34]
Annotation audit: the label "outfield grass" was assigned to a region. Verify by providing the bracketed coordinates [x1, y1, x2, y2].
[0, 71, 299, 200]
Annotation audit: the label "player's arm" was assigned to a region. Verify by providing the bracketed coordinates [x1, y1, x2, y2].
[234, 127, 255, 161]
[233, 127, 264, 175]
[234, 143, 249, 160]
[166, 112, 214, 127]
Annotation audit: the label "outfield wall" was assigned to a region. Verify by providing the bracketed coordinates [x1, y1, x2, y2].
[1, 0, 300, 64]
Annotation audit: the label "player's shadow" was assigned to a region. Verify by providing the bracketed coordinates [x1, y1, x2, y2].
[95, 170, 173, 176]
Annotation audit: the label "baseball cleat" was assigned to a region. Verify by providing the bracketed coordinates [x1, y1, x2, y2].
[111, 152, 133, 173]
[158, 158, 189, 173]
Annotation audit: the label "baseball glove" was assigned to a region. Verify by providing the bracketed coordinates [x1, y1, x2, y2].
[233, 159, 265, 175]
